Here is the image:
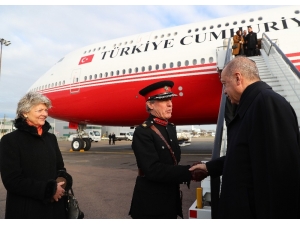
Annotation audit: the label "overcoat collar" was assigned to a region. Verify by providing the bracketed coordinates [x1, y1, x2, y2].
[235, 81, 272, 119]
[14, 117, 51, 137]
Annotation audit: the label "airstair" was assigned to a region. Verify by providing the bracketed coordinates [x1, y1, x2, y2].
[189, 33, 300, 219]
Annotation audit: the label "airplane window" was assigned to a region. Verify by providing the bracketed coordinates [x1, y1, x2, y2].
[52, 83, 54, 87]
[225, 23, 229, 26]
[174, 32, 177, 36]
[42, 85, 44, 90]
[94, 74, 97, 79]
[103, 46, 106, 49]
[201, 58, 205, 64]
[195, 28, 199, 32]
[98, 47, 101, 51]
[233, 21, 237, 25]
[89, 75, 92, 80]
[154, 36, 157, 39]
[210, 26, 214, 29]
[116, 70, 120, 75]
[209, 57, 213, 63]
[55, 82, 57, 87]
[111, 71, 114, 76]
[135, 67, 138, 73]
[76, 78, 78, 82]
[84, 51, 86, 54]
[93, 48, 96, 52]
[161, 35, 164, 38]
[193, 59, 197, 65]
[217, 24, 221, 28]
[188, 29, 191, 33]
[185, 60, 189, 66]
[258, 17, 262, 21]
[142, 66, 145, 72]
[162, 63, 166, 69]
[89, 50, 91, 53]
[59, 81, 61, 86]
[129, 68, 132, 74]
[202, 27, 206, 31]
[84, 76, 87, 81]
[100, 73, 102, 78]
[148, 65, 152, 71]
[156, 64, 159, 70]
[63, 81, 65, 85]
[119, 43, 122, 46]
[170, 62, 174, 68]
[250, 18, 254, 22]
[125, 42, 127, 45]
[48, 84, 50, 88]
[105, 72, 108, 77]
[295, 10, 300, 14]
[167, 33, 171, 37]
[130, 41, 133, 44]
[177, 61, 181, 67]
[122, 69, 126, 75]
[114, 44, 116, 47]
[241, 20, 245, 24]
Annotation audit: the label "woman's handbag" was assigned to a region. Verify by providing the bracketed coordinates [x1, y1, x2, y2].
[66, 187, 84, 219]
[232, 44, 238, 49]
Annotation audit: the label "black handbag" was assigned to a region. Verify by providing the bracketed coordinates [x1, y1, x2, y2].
[232, 44, 238, 49]
[66, 187, 84, 219]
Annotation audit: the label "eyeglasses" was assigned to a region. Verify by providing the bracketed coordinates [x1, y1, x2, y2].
[34, 109, 49, 114]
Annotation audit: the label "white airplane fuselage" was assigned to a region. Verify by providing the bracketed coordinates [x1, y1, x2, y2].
[29, 6, 300, 127]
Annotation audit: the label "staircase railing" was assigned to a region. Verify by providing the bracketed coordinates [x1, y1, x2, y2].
[210, 38, 232, 219]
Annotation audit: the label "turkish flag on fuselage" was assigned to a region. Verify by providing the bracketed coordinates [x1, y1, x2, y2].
[78, 54, 94, 65]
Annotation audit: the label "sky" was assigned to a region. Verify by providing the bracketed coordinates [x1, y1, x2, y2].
[0, 3, 286, 131]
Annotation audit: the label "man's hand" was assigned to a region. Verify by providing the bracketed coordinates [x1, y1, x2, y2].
[190, 169, 208, 182]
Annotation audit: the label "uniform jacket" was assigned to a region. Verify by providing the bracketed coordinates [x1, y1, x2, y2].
[0, 118, 66, 219]
[245, 31, 257, 49]
[206, 81, 300, 218]
[129, 114, 192, 218]
[232, 34, 244, 56]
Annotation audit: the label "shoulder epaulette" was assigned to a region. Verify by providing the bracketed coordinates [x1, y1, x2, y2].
[169, 123, 175, 127]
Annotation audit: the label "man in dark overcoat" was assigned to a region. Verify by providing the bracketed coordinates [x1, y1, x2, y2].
[129, 80, 208, 219]
[190, 56, 300, 218]
[245, 26, 258, 56]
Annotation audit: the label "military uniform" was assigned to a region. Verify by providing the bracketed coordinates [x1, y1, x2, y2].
[128, 80, 194, 219]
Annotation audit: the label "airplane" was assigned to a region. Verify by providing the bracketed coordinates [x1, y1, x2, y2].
[28, 6, 300, 151]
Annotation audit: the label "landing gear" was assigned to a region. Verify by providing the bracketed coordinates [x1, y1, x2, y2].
[82, 138, 91, 151]
[70, 124, 93, 151]
[71, 138, 84, 151]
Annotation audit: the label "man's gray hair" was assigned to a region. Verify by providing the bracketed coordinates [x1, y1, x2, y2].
[224, 56, 260, 81]
[145, 100, 155, 113]
[16, 92, 52, 119]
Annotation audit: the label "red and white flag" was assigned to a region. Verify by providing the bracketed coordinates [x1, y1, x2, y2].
[78, 54, 94, 65]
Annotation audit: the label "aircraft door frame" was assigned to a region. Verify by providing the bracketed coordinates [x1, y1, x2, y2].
[70, 68, 81, 94]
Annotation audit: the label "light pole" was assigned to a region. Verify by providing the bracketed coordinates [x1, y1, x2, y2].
[0, 38, 11, 77]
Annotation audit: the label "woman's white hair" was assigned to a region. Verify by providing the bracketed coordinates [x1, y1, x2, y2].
[16, 91, 52, 119]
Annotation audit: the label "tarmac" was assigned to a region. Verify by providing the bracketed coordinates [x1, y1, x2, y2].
[0, 136, 214, 219]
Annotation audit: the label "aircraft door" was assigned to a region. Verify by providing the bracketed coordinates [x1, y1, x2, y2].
[70, 68, 81, 94]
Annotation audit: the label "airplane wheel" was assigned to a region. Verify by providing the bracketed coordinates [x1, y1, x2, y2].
[71, 138, 84, 151]
[83, 138, 91, 151]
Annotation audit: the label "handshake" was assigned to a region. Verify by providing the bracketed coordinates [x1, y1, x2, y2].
[189, 161, 208, 182]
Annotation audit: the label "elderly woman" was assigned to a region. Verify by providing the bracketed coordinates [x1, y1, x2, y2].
[0, 92, 67, 218]
[128, 80, 208, 219]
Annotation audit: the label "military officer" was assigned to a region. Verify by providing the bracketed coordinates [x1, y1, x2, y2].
[128, 80, 208, 219]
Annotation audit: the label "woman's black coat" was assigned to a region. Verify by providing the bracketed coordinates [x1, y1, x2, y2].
[129, 115, 192, 218]
[206, 81, 300, 218]
[0, 118, 66, 219]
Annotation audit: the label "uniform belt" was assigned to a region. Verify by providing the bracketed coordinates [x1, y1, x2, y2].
[138, 168, 145, 177]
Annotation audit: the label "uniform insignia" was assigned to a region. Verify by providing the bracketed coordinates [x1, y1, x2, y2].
[142, 123, 147, 127]
[141, 120, 151, 128]
[164, 86, 169, 91]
